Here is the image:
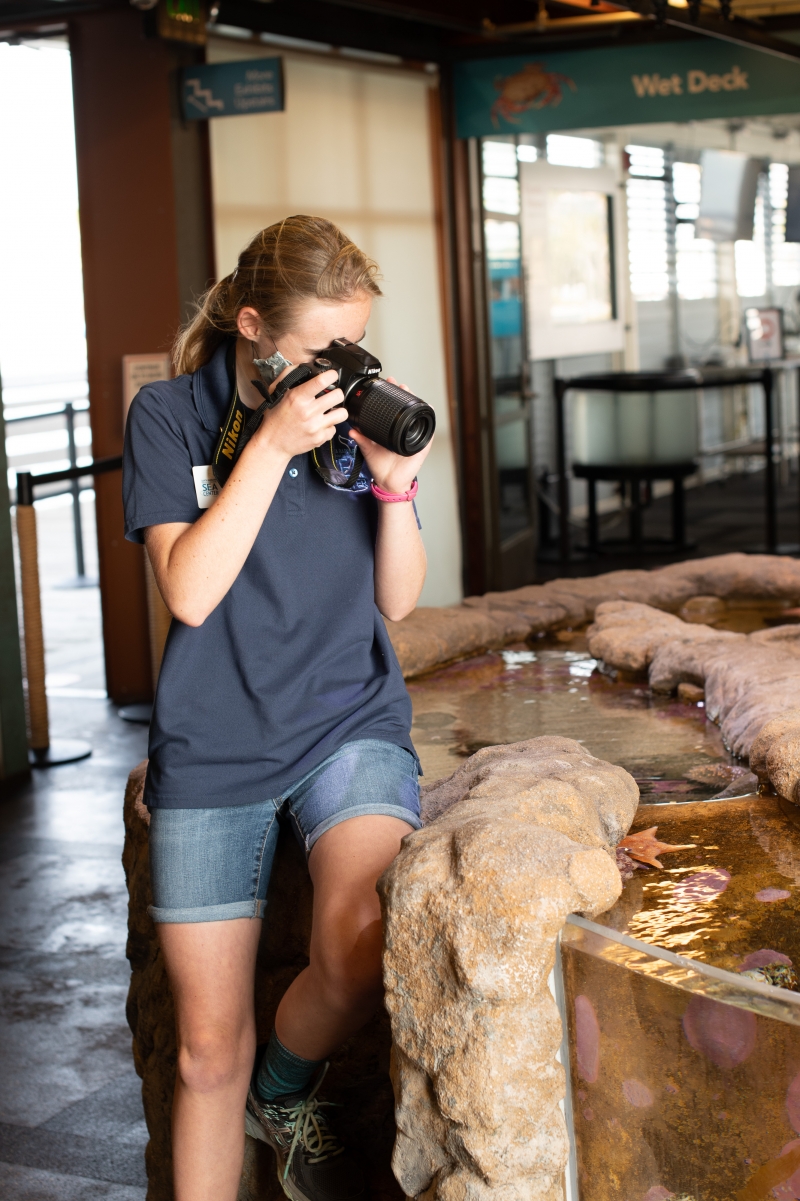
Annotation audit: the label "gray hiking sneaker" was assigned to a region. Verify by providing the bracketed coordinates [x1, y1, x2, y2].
[245, 1061, 366, 1201]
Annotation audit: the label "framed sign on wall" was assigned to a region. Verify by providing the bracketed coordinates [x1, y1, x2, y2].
[745, 307, 784, 362]
[122, 353, 171, 424]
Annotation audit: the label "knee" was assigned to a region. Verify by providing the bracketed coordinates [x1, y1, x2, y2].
[176, 1028, 251, 1096]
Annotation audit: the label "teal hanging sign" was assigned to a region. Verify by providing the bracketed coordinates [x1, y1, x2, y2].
[454, 39, 800, 138]
[181, 58, 284, 120]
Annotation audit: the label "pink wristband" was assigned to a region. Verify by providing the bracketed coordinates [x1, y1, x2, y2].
[370, 478, 418, 503]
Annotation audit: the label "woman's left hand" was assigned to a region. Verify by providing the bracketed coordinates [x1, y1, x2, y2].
[348, 378, 433, 493]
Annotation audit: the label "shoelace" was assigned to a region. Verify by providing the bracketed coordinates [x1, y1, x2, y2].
[264, 1063, 344, 1180]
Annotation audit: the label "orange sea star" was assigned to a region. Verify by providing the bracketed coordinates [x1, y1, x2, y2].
[617, 827, 696, 869]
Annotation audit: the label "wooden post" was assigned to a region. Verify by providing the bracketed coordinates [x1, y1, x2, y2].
[440, 69, 497, 596]
[69, 8, 212, 704]
[14, 474, 49, 753]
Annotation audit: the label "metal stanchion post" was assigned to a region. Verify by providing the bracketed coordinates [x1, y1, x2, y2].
[64, 402, 86, 580]
[764, 369, 777, 554]
[555, 378, 571, 563]
[15, 470, 91, 767]
[16, 473, 48, 754]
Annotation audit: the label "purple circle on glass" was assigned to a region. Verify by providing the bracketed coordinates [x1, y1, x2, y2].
[756, 888, 791, 902]
[574, 995, 600, 1084]
[623, 1079, 654, 1108]
[682, 995, 757, 1069]
[673, 868, 731, 903]
[740, 949, 793, 971]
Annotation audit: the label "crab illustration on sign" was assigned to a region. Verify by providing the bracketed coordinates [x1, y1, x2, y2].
[491, 61, 577, 128]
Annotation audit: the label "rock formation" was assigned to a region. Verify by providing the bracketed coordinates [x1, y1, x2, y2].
[585, 600, 800, 802]
[379, 737, 638, 1201]
[385, 553, 800, 678]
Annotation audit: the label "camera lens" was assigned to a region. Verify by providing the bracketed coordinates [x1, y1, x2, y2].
[346, 379, 435, 457]
[393, 409, 435, 456]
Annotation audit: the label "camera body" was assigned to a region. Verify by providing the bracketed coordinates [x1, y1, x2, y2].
[306, 340, 435, 458]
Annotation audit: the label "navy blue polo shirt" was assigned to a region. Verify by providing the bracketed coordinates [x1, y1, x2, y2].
[122, 339, 416, 810]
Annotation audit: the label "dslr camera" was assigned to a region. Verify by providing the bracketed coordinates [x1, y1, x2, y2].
[273, 339, 435, 457]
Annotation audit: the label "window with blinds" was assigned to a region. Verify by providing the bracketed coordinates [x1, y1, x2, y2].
[734, 188, 767, 298]
[673, 161, 716, 301]
[770, 162, 800, 288]
[626, 146, 718, 303]
[625, 145, 669, 301]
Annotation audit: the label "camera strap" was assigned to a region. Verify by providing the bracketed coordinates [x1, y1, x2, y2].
[212, 362, 316, 486]
[212, 359, 368, 492]
[311, 438, 368, 493]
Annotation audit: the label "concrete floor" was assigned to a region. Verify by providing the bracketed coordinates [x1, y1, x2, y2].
[2, 496, 150, 1198]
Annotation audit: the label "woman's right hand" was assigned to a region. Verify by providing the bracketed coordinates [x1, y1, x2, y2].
[251, 369, 348, 463]
[145, 369, 349, 627]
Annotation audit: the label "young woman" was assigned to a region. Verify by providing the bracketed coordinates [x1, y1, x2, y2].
[122, 215, 430, 1201]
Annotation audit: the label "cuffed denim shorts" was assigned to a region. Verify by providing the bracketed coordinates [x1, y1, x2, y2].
[147, 739, 420, 924]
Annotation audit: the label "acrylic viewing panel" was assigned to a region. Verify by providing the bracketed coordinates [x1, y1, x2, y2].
[561, 791, 800, 1201]
[562, 916, 800, 1201]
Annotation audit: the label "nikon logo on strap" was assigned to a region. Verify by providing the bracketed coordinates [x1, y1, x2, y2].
[220, 406, 244, 461]
[213, 363, 316, 486]
[213, 391, 249, 485]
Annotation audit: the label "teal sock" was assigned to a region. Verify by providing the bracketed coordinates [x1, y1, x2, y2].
[256, 1029, 322, 1102]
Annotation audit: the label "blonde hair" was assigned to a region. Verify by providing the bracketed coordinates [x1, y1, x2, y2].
[174, 215, 382, 375]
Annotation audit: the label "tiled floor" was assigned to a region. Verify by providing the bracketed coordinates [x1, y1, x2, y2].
[2, 497, 150, 1198]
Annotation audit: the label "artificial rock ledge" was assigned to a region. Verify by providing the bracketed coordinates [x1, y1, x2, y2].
[124, 737, 638, 1201]
[386, 550, 800, 807]
[586, 600, 800, 803]
[385, 552, 800, 678]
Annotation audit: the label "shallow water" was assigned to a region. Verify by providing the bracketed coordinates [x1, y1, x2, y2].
[409, 639, 732, 800]
[600, 797, 800, 971]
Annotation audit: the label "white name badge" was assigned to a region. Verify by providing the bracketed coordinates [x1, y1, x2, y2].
[192, 465, 220, 509]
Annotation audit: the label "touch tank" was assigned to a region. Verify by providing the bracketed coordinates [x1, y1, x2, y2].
[562, 795, 800, 1201]
[408, 607, 800, 1201]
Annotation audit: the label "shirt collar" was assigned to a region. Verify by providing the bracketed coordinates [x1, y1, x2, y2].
[193, 338, 235, 433]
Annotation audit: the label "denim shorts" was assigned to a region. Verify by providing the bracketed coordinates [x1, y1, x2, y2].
[147, 739, 421, 924]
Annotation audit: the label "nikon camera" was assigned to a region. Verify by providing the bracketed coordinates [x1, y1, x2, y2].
[213, 339, 436, 486]
[278, 339, 436, 458]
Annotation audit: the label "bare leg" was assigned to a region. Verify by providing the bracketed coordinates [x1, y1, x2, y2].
[275, 814, 413, 1060]
[158, 917, 262, 1201]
